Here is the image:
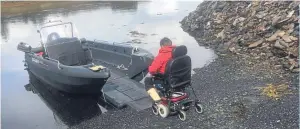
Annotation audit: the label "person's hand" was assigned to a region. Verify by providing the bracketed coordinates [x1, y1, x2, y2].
[145, 73, 153, 77]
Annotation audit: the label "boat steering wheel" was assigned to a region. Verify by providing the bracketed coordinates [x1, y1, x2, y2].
[47, 32, 60, 42]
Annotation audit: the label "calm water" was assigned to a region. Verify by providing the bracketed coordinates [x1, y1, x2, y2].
[1, 1, 215, 129]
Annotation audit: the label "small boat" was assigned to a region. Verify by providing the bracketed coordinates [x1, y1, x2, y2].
[17, 20, 111, 94]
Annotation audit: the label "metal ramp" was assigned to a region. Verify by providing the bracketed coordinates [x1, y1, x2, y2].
[102, 71, 152, 111]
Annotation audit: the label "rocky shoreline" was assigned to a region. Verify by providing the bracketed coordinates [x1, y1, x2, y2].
[177, 1, 299, 128]
[180, 1, 299, 74]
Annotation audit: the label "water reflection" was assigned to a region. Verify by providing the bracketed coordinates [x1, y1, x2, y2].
[1, 1, 139, 41]
[1, 19, 9, 41]
[25, 71, 110, 128]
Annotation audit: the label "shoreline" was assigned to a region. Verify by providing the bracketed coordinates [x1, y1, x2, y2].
[2, 1, 43, 7]
[1, 1, 96, 16]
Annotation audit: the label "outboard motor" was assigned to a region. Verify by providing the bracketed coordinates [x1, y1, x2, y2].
[17, 42, 32, 53]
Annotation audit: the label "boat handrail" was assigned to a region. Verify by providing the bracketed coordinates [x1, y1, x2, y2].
[41, 20, 63, 26]
[93, 39, 109, 44]
[113, 42, 132, 46]
[93, 39, 139, 54]
[36, 20, 63, 30]
[93, 39, 132, 46]
[45, 57, 63, 69]
[40, 22, 73, 30]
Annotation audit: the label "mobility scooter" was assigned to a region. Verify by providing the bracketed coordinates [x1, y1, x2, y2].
[151, 45, 204, 121]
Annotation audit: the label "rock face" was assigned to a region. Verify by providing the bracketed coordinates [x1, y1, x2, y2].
[180, 1, 299, 73]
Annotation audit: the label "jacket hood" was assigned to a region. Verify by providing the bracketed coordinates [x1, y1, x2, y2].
[159, 45, 175, 53]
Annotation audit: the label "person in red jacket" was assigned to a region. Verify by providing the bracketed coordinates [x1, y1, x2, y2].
[144, 37, 175, 102]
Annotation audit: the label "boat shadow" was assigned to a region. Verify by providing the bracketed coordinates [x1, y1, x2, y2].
[25, 71, 114, 128]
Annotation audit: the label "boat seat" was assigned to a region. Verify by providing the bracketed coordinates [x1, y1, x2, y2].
[90, 41, 132, 69]
[45, 38, 89, 66]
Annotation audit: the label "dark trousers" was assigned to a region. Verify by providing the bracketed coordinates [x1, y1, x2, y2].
[144, 77, 164, 91]
[144, 77, 154, 91]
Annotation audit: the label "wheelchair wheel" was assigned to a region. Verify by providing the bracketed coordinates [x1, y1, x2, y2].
[152, 103, 159, 115]
[178, 110, 186, 121]
[157, 103, 169, 118]
[195, 103, 203, 114]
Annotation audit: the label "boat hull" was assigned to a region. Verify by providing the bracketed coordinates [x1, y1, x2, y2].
[25, 53, 109, 95]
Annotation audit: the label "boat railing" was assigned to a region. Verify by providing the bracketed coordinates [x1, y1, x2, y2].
[113, 42, 132, 46]
[45, 57, 63, 70]
[37, 20, 63, 30]
[93, 39, 139, 54]
[40, 22, 73, 30]
[93, 39, 132, 46]
[94, 39, 137, 48]
[42, 20, 63, 25]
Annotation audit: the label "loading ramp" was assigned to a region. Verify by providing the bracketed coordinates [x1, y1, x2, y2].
[102, 69, 152, 111]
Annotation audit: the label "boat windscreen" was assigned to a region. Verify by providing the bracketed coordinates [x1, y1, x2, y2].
[40, 23, 79, 44]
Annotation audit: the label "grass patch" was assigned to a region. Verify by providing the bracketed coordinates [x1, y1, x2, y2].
[256, 84, 293, 100]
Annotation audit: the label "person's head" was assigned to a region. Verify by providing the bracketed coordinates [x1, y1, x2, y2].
[160, 37, 172, 47]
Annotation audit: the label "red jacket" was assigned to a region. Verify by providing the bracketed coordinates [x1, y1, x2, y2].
[148, 45, 175, 75]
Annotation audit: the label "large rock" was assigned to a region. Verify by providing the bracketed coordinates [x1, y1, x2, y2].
[248, 39, 264, 48]
[274, 40, 285, 49]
